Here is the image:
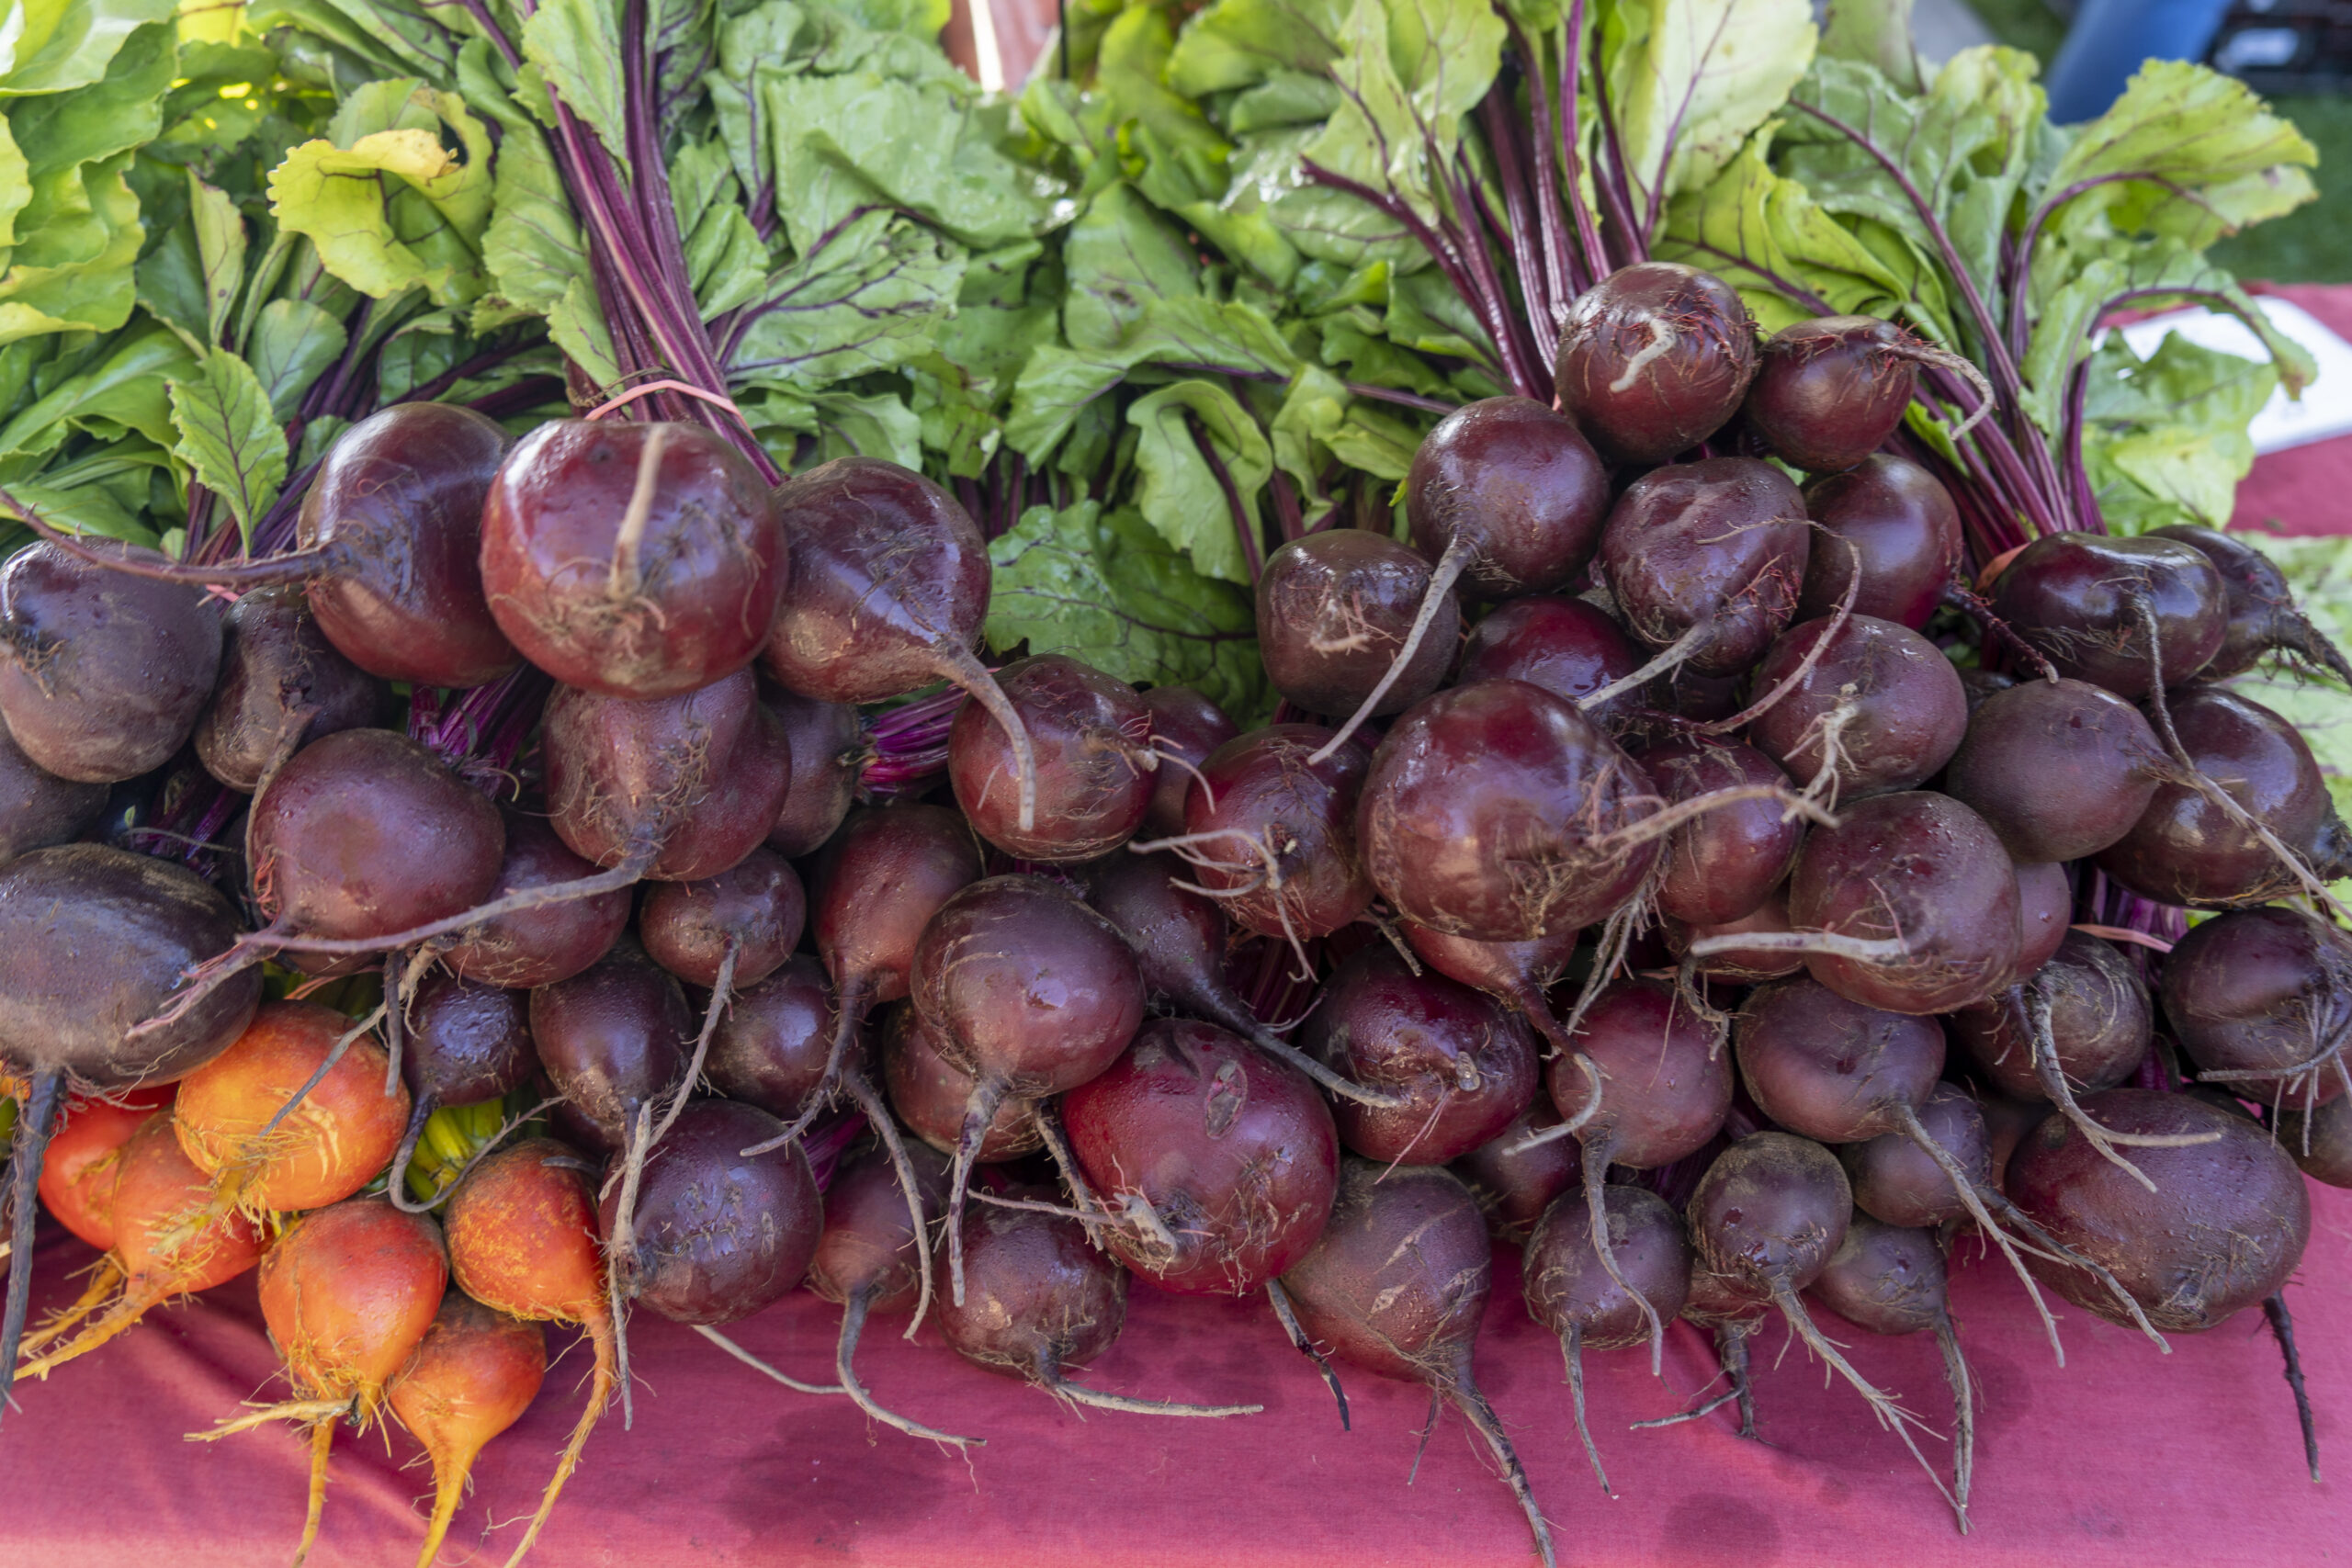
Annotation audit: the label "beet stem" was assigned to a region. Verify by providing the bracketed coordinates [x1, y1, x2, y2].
[1433, 1350, 1555, 1568]
[1696, 556, 1862, 738]
[293, 1416, 334, 1568]
[1769, 1282, 1963, 1532]
[1577, 618, 1708, 715]
[841, 1066, 936, 1337]
[835, 1289, 982, 1448]
[2264, 1291, 2321, 1483]
[692, 1322, 844, 1394]
[1306, 535, 1472, 767]
[1560, 1324, 1612, 1495]
[1894, 1100, 2066, 1366]
[945, 1075, 1012, 1308]
[604, 1100, 653, 1430]
[1265, 1279, 1349, 1429]
[1591, 1141, 1667, 1375]
[0, 1068, 63, 1420]
[1245, 1021, 1412, 1109]
[2286, 612, 2352, 689]
[1043, 1356, 1264, 1419]
[7, 500, 329, 588]
[385, 1097, 440, 1215]
[2019, 985, 2214, 1184]
[933, 645, 1037, 833]
[1934, 1314, 1976, 1512]
[501, 1311, 618, 1568]
[1685, 929, 1909, 965]
[1027, 1101, 1115, 1247]
[17, 1258, 122, 1359]
[1596, 783, 1838, 853]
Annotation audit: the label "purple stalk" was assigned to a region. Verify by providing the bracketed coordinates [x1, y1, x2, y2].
[1558, 0, 1608, 287]
[1477, 91, 1559, 355]
[1188, 413, 1264, 582]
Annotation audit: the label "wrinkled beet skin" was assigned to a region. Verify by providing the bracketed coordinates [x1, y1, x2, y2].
[1955, 931, 2150, 1103]
[879, 1003, 1042, 1161]
[1600, 457, 1811, 677]
[2008, 1089, 2310, 1331]
[1456, 595, 1645, 728]
[762, 684, 865, 856]
[405, 971, 536, 1107]
[1748, 615, 1968, 799]
[1989, 532, 2225, 698]
[2097, 686, 2347, 908]
[949, 655, 1153, 862]
[705, 954, 833, 1119]
[764, 457, 989, 702]
[1063, 1020, 1340, 1295]
[300, 402, 516, 688]
[1455, 1101, 1579, 1238]
[1282, 1161, 1490, 1382]
[1555, 263, 1759, 467]
[1641, 736, 1801, 927]
[1523, 1185, 1693, 1349]
[1744, 317, 1916, 474]
[530, 939, 694, 1152]
[248, 728, 505, 942]
[934, 1194, 1125, 1382]
[543, 670, 791, 883]
[1789, 791, 2022, 1014]
[811, 804, 982, 1004]
[1942, 678, 2162, 864]
[0, 843, 262, 1087]
[1689, 1132, 1851, 1291]
[1305, 947, 1540, 1165]
[1138, 687, 1237, 838]
[1556, 979, 1732, 1167]
[195, 585, 390, 794]
[0, 542, 222, 784]
[2161, 906, 2352, 1108]
[1840, 1084, 1988, 1228]
[1183, 724, 1374, 941]
[1405, 397, 1611, 598]
[1798, 457, 1962, 630]
[480, 420, 786, 699]
[443, 810, 632, 990]
[598, 1099, 819, 1325]
[1257, 530, 1458, 717]
[0, 721, 103, 864]
[808, 1142, 952, 1309]
[639, 846, 807, 989]
[1812, 1213, 1946, 1337]
[1359, 680, 1657, 942]
[1736, 976, 1946, 1143]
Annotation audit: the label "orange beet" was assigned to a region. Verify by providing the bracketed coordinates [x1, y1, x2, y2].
[390, 1292, 548, 1568]
[174, 1000, 410, 1213]
[37, 1090, 170, 1251]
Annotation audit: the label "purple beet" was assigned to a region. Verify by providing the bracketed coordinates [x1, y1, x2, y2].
[1455, 594, 1646, 728]
[597, 1097, 819, 1324]
[1954, 931, 2152, 1106]
[532, 938, 694, 1156]
[1941, 678, 2165, 863]
[1555, 263, 1758, 465]
[0, 722, 104, 864]
[1747, 615, 1968, 801]
[1639, 736, 1802, 927]
[638, 847, 807, 990]
[1597, 457, 1811, 682]
[1810, 1214, 1975, 1512]
[441, 810, 634, 990]
[948, 654, 1153, 862]
[761, 685, 865, 856]
[1400, 919, 1583, 1058]
[880, 1003, 1043, 1164]
[1744, 317, 1969, 474]
[704, 954, 833, 1120]
[1172, 723, 1374, 943]
[1988, 532, 2224, 698]
[194, 585, 390, 793]
[1798, 457, 1963, 629]
[2151, 523, 2352, 684]
[1257, 529, 1458, 719]
[1453, 1100, 1579, 1240]
[386, 971, 536, 1212]
[2162, 906, 2352, 1111]
[1137, 686, 1237, 837]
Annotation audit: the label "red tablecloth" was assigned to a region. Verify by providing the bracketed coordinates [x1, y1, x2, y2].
[2233, 284, 2352, 539]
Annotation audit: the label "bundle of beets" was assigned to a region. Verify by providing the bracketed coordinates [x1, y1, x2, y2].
[1, 8, 2350, 1568]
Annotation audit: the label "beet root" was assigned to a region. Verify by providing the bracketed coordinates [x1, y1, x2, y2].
[1810, 1214, 1975, 1512]
[1555, 263, 1758, 466]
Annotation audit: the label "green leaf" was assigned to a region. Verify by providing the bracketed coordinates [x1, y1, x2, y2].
[247, 298, 348, 421]
[670, 137, 768, 319]
[1125, 378, 1272, 584]
[188, 172, 246, 345]
[986, 500, 1269, 720]
[1006, 294, 1299, 462]
[0, 321, 190, 457]
[2080, 332, 2273, 531]
[464, 41, 611, 371]
[1063, 181, 1200, 353]
[1817, 0, 1919, 95]
[1168, 0, 1349, 96]
[0, 0, 174, 97]
[728, 209, 966, 386]
[0, 148, 142, 341]
[2220, 536, 2352, 841]
[519, 0, 627, 159]
[168, 347, 288, 541]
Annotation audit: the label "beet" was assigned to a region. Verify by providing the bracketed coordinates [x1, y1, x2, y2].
[0, 721, 104, 863]
[948, 654, 1153, 862]
[1301, 945, 1540, 1166]
[1282, 1161, 1554, 1566]
[1137, 686, 1237, 837]
[1668, 890, 1805, 983]
[2152, 523, 2352, 684]
[1941, 677, 2165, 863]
[761, 685, 865, 856]
[638, 847, 806, 990]
[1810, 1214, 1975, 1511]
[1639, 736, 1803, 927]
[880, 1003, 1043, 1163]
[1400, 919, 1583, 1058]
[1257, 528, 1458, 718]
[1597, 457, 1811, 681]
[481, 419, 786, 698]
[1954, 931, 2151, 1105]
[2012, 860, 2072, 981]
[1555, 262, 1758, 465]
[598, 1098, 819, 1324]
[441, 810, 633, 990]
[2277, 1095, 2352, 1187]
[704, 955, 833, 1120]
[1453, 1100, 1579, 1240]
[532, 939, 694, 1156]
[1357, 680, 1658, 942]
[1745, 317, 1958, 473]
[385, 971, 536, 1213]
[1174, 723, 1374, 942]
[2162, 906, 2352, 1110]
[1747, 615, 1968, 801]
[194, 585, 390, 793]
[1988, 532, 2224, 697]
[1456, 594, 1646, 728]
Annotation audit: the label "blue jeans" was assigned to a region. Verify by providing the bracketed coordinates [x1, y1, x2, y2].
[2044, 0, 2233, 123]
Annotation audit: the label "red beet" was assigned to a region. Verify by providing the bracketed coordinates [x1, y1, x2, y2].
[948, 654, 1153, 862]
[1598, 457, 1811, 681]
[1172, 723, 1374, 943]
[1747, 615, 1968, 801]
[1555, 263, 1758, 465]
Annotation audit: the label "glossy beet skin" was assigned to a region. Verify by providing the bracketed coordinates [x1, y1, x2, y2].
[194, 585, 389, 793]
[1748, 615, 1968, 800]
[258, 1198, 447, 1407]
[1404, 397, 1611, 599]
[2161, 907, 2352, 1108]
[1282, 1161, 1493, 1382]
[299, 401, 517, 688]
[1812, 1214, 1950, 1337]
[880, 1004, 1043, 1162]
[638, 846, 806, 989]
[1954, 931, 2152, 1103]
[1456, 594, 1645, 728]
[2097, 686, 2352, 908]
[1358, 680, 1657, 942]
[1062, 1020, 1340, 1295]
[704, 954, 832, 1118]
[597, 1099, 819, 1325]
[1786, 791, 2022, 1014]
[1941, 678, 2164, 863]
[543, 669, 791, 883]
[2277, 1096, 2352, 1187]
[481, 419, 786, 698]
[0, 541, 221, 783]
[812, 804, 984, 1009]
[0, 722, 103, 864]
[933, 1196, 1127, 1385]
[1256, 529, 1459, 717]
[1689, 1132, 1851, 1294]
[2007, 1089, 2310, 1331]
[531, 939, 693, 1154]
[809, 1141, 953, 1310]
[1303, 946, 1540, 1165]
[1137, 686, 1237, 837]
[1668, 889, 1806, 983]
[762, 685, 865, 856]
[248, 728, 505, 943]
[2011, 860, 2072, 979]
[1455, 1101, 1579, 1238]
[1555, 262, 1758, 466]
[1640, 736, 1802, 927]
[1599, 457, 1812, 677]
[1989, 532, 2224, 697]
[1839, 1084, 1990, 1228]
[1555, 979, 1734, 1168]
[1182, 724, 1374, 941]
[2153, 523, 2352, 681]
[1799, 457, 1964, 629]
[1525, 1185, 1694, 1351]
[949, 654, 1152, 862]
[1402, 919, 1583, 1055]
[1744, 316, 1921, 473]
[442, 810, 633, 989]
[406, 971, 537, 1108]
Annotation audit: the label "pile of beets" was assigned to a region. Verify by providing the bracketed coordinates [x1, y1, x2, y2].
[0, 259, 2347, 1567]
